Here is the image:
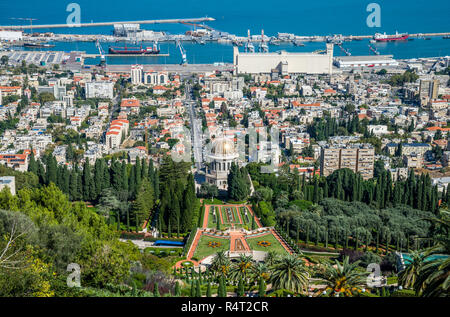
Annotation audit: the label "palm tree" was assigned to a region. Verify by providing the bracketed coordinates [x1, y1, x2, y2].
[264, 250, 279, 267]
[210, 251, 231, 277]
[414, 211, 450, 297]
[251, 262, 270, 281]
[317, 256, 369, 297]
[229, 254, 253, 282]
[398, 251, 426, 289]
[269, 255, 309, 294]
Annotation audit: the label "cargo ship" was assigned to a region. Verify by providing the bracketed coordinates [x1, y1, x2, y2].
[108, 43, 160, 55]
[374, 32, 409, 42]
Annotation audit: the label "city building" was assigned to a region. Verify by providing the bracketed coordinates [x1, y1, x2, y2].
[85, 81, 114, 99]
[320, 144, 375, 180]
[131, 65, 144, 85]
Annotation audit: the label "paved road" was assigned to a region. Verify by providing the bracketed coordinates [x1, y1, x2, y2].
[185, 82, 203, 170]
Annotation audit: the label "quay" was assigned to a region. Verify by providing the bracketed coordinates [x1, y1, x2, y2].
[0, 17, 215, 30]
[83, 53, 170, 58]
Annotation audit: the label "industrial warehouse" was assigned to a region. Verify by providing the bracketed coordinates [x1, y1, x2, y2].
[233, 44, 334, 75]
[333, 55, 399, 69]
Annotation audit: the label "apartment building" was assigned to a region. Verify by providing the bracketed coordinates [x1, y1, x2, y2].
[320, 144, 375, 180]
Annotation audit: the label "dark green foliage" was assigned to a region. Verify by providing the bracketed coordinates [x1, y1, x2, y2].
[258, 277, 266, 297]
[228, 163, 250, 201]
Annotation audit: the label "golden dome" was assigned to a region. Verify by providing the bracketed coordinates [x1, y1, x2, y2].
[211, 138, 236, 156]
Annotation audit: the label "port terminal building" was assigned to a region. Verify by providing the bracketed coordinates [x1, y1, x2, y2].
[333, 55, 399, 69]
[233, 44, 334, 76]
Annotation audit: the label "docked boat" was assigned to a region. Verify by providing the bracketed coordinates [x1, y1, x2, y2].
[23, 42, 55, 48]
[293, 40, 305, 46]
[374, 32, 409, 42]
[443, 36, 450, 39]
[108, 43, 160, 55]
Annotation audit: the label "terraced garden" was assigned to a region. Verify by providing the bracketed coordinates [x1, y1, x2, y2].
[246, 233, 289, 254]
[192, 235, 230, 260]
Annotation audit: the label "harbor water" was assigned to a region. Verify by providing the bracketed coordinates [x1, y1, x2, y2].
[1, 0, 450, 64]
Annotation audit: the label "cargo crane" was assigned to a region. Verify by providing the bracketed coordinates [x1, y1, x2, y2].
[176, 39, 187, 65]
[9, 18, 37, 34]
[368, 44, 380, 55]
[95, 40, 106, 67]
[337, 43, 351, 56]
[245, 30, 255, 53]
[259, 29, 269, 53]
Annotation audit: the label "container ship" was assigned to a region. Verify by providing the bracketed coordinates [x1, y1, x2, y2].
[108, 43, 160, 55]
[374, 32, 409, 42]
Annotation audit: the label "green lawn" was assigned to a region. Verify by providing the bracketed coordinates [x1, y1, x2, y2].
[192, 235, 230, 260]
[207, 207, 217, 228]
[203, 205, 257, 230]
[246, 233, 288, 255]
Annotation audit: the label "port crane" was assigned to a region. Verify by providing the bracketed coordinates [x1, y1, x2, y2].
[9, 18, 37, 34]
[245, 30, 255, 53]
[95, 40, 106, 67]
[337, 43, 351, 56]
[259, 30, 269, 53]
[176, 40, 187, 65]
[368, 44, 380, 55]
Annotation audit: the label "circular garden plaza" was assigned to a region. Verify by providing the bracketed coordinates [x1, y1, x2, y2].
[175, 203, 294, 269]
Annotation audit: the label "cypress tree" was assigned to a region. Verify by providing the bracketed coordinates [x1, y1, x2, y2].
[82, 160, 92, 201]
[28, 151, 37, 174]
[174, 281, 181, 297]
[76, 171, 83, 201]
[135, 158, 142, 190]
[62, 165, 70, 195]
[190, 281, 195, 297]
[129, 165, 136, 198]
[153, 282, 160, 297]
[237, 279, 244, 297]
[258, 277, 266, 297]
[218, 277, 224, 297]
[195, 279, 201, 297]
[69, 170, 78, 201]
[206, 282, 212, 297]
[121, 161, 128, 194]
[46, 155, 57, 185]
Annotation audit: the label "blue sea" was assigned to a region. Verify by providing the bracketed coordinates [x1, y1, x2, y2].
[1, 0, 450, 64]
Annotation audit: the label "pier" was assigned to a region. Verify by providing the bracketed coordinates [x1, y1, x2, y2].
[83, 53, 170, 58]
[0, 17, 215, 30]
